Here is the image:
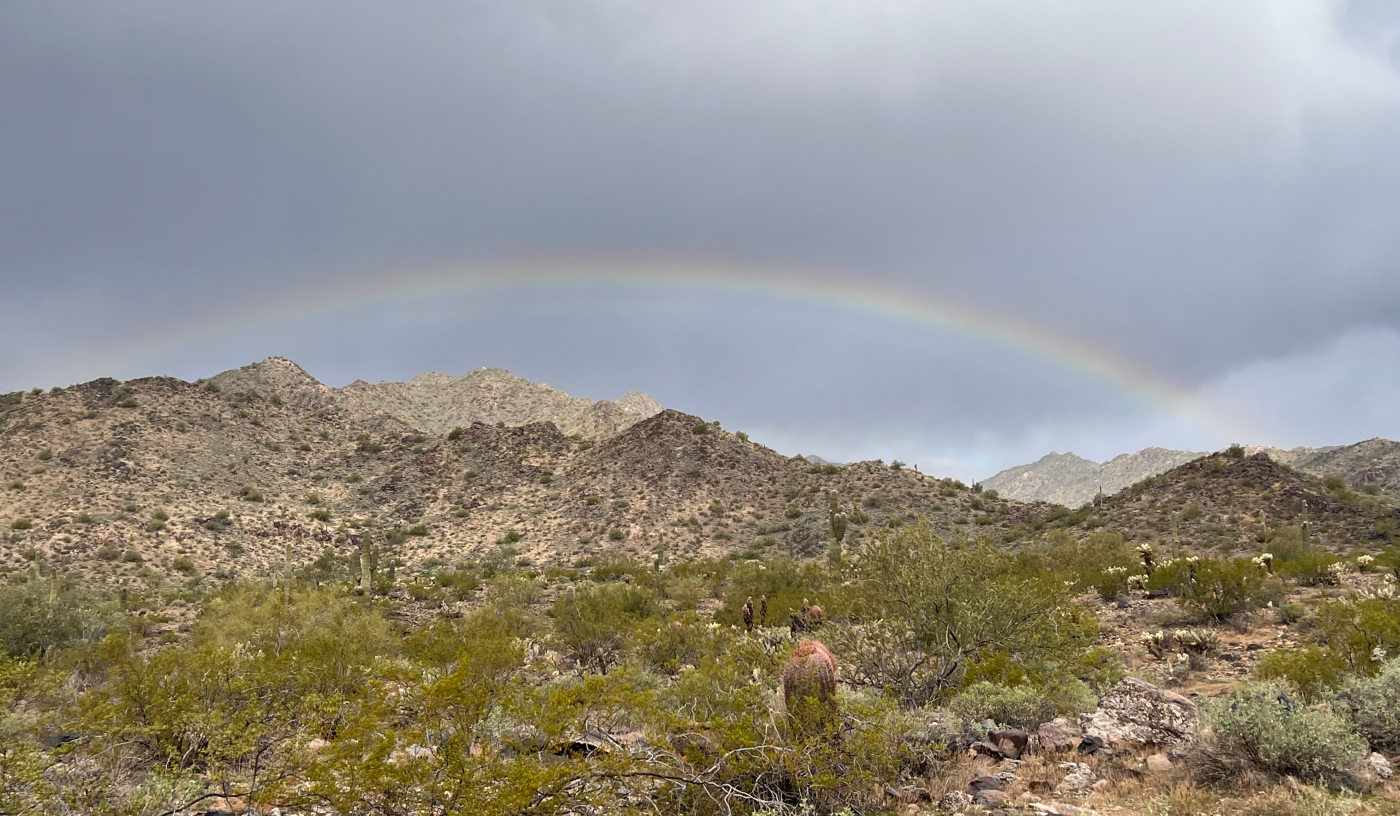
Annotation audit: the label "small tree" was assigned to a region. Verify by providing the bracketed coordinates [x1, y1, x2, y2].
[838, 520, 1095, 707]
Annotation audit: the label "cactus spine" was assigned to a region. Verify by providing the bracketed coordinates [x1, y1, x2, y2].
[828, 492, 847, 571]
[782, 640, 838, 734]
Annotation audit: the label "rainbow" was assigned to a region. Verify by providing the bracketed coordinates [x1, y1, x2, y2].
[92, 256, 1247, 436]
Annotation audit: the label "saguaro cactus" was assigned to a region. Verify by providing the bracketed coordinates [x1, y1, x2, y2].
[782, 640, 838, 733]
[828, 492, 847, 570]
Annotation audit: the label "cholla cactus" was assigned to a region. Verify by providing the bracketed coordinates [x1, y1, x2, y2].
[1357, 554, 1375, 573]
[1177, 629, 1221, 656]
[1127, 574, 1149, 592]
[782, 640, 838, 733]
[1104, 566, 1128, 576]
[1251, 552, 1274, 574]
[1137, 543, 1157, 576]
[1141, 630, 1168, 659]
[1322, 561, 1347, 586]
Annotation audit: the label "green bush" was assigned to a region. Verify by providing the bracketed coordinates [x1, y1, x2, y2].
[1177, 558, 1280, 620]
[9, 518, 31, 530]
[408, 524, 428, 537]
[1196, 682, 1365, 784]
[552, 583, 658, 673]
[1312, 595, 1400, 675]
[949, 681, 1057, 729]
[1256, 647, 1348, 701]
[1334, 658, 1400, 752]
[839, 520, 1095, 707]
[171, 556, 196, 575]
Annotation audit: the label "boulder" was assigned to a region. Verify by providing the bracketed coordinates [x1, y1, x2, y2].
[1145, 752, 1174, 773]
[1079, 677, 1198, 748]
[968, 775, 1003, 794]
[1037, 717, 1082, 752]
[1365, 752, 1393, 780]
[1054, 762, 1097, 798]
[973, 789, 1008, 808]
[991, 727, 1030, 759]
[938, 790, 973, 810]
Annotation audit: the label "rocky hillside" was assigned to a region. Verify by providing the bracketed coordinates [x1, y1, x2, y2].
[984, 447, 1205, 507]
[1247, 438, 1400, 499]
[208, 357, 661, 439]
[0, 366, 1028, 590]
[1088, 451, 1400, 553]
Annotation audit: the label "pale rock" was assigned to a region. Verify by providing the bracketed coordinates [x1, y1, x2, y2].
[1145, 752, 1174, 773]
[1366, 752, 1393, 780]
[1079, 678, 1198, 748]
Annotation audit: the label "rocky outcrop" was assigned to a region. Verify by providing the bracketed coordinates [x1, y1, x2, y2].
[983, 447, 1205, 507]
[1079, 678, 1198, 749]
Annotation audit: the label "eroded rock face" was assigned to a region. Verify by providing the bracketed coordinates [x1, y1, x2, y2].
[1079, 678, 1198, 748]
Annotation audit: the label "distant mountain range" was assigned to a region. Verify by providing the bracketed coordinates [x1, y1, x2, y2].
[208, 357, 661, 439]
[984, 439, 1400, 507]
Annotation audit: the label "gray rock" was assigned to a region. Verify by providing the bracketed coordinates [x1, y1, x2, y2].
[1037, 717, 1083, 752]
[1079, 677, 1199, 748]
[1366, 752, 1393, 780]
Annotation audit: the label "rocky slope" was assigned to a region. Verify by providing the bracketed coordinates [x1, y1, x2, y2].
[0, 364, 1026, 590]
[984, 447, 1205, 507]
[1248, 438, 1400, 499]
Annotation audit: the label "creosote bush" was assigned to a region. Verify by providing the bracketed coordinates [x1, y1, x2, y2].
[1194, 682, 1366, 786]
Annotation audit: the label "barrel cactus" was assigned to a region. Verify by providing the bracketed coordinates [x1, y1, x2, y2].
[782, 640, 838, 733]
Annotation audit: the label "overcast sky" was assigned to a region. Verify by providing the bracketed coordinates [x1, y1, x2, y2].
[2, 1, 1399, 481]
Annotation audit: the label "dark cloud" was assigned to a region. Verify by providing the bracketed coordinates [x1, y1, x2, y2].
[2, 1, 1398, 477]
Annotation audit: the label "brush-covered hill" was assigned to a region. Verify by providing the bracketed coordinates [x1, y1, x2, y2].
[983, 447, 1206, 507]
[0, 364, 1025, 590]
[1083, 450, 1400, 552]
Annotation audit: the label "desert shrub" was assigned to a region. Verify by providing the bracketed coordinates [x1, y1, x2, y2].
[308, 508, 331, 522]
[1177, 558, 1280, 620]
[1255, 647, 1348, 701]
[949, 681, 1057, 729]
[1194, 682, 1365, 785]
[433, 567, 479, 600]
[551, 583, 658, 674]
[237, 485, 264, 503]
[0, 582, 114, 657]
[171, 556, 196, 575]
[715, 556, 831, 628]
[9, 518, 31, 530]
[1333, 658, 1400, 752]
[408, 524, 428, 536]
[1312, 594, 1400, 675]
[838, 520, 1096, 707]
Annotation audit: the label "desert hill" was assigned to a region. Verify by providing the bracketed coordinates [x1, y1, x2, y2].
[0, 362, 1026, 589]
[1084, 450, 1400, 553]
[987, 438, 1400, 507]
[207, 357, 661, 438]
[984, 447, 1205, 507]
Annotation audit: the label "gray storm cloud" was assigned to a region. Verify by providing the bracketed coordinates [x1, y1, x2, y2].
[1, 1, 1398, 476]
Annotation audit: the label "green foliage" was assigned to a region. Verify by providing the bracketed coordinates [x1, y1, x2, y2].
[1311, 594, 1400, 675]
[552, 583, 658, 674]
[171, 556, 196, 575]
[118, 396, 138, 408]
[949, 681, 1057, 729]
[237, 484, 264, 502]
[0, 581, 115, 657]
[1333, 657, 1400, 753]
[447, 426, 463, 440]
[407, 523, 428, 536]
[9, 517, 30, 530]
[1177, 557, 1281, 620]
[839, 520, 1096, 707]
[1196, 682, 1365, 785]
[1256, 647, 1349, 701]
[690, 422, 710, 435]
